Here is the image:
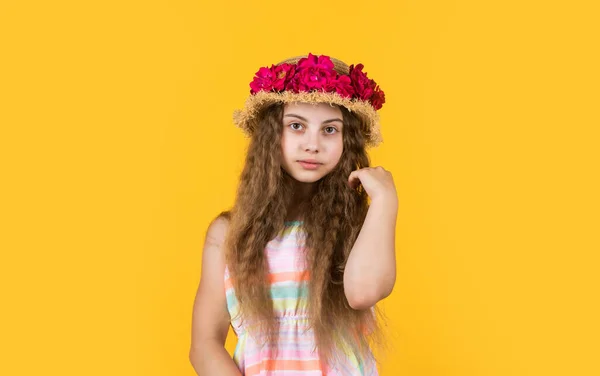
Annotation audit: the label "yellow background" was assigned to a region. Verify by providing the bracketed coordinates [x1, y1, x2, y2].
[1, 0, 599, 375]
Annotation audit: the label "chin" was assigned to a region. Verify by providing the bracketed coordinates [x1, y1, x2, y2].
[282, 162, 333, 183]
[289, 171, 325, 183]
[283, 166, 328, 183]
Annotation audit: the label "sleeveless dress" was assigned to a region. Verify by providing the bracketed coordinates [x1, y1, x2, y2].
[224, 221, 379, 376]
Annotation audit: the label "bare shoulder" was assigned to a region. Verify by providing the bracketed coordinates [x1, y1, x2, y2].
[204, 211, 231, 250]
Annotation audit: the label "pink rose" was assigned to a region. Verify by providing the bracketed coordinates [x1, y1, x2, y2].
[250, 65, 277, 94]
[272, 63, 296, 91]
[301, 67, 335, 90]
[284, 75, 300, 92]
[325, 74, 355, 98]
[248, 55, 385, 110]
[286, 53, 337, 91]
[285, 65, 335, 92]
[349, 64, 376, 100]
[250, 63, 297, 93]
[297, 53, 336, 72]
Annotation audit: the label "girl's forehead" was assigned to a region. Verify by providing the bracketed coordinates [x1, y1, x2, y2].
[283, 102, 343, 116]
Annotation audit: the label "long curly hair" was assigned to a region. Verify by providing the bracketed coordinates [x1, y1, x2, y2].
[220, 101, 389, 369]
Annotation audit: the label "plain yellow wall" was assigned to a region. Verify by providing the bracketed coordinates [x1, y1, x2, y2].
[1, 0, 599, 375]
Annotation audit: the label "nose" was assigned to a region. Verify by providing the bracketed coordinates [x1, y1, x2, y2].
[302, 130, 319, 153]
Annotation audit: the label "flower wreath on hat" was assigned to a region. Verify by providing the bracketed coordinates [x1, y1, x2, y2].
[232, 53, 386, 147]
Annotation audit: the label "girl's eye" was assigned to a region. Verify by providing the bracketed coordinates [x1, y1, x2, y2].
[324, 126, 338, 134]
[289, 122, 303, 131]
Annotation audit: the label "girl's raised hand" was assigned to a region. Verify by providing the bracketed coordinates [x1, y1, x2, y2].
[348, 166, 398, 203]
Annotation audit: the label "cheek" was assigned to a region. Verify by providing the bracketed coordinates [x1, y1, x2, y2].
[330, 138, 344, 162]
[280, 134, 293, 161]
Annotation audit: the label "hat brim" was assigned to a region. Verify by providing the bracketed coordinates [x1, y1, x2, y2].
[232, 90, 383, 148]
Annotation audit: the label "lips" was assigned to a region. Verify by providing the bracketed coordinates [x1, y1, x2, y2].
[298, 159, 321, 164]
[298, 160, 322, 170]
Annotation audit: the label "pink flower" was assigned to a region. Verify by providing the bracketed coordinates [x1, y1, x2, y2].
[349, 63, 376, 101]
[249, 63, 297, 93]
[287, 53, 337, 91]
[284, 76, 300, 92]
[325, 74, 355, 98]
[285, 65, 336, 92]
[296, 53, 336, 72]
[272, 63, 296, 91]
[302, 67, 336, 90]
[250, 65, 276, 94]
[249, 54, 385, 110]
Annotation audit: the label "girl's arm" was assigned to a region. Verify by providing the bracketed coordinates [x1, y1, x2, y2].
[344, 167, 399, 310]
[189, 216, 242, 376]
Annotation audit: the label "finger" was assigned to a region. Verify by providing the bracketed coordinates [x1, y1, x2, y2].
[348, 170, 362, 189]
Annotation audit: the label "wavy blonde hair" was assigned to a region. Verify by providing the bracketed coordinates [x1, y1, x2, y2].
[220, 102, 389, 369]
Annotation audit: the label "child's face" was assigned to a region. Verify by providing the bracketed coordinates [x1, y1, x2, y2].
[280, 102, 344, 184]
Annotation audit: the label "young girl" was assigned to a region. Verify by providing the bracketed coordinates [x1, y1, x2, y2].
[190, 53, 398, 375]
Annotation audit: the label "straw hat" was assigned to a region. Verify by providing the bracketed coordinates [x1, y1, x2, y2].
[232, 53, 386, 148]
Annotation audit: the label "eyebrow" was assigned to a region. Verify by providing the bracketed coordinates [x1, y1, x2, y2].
[284, 113, 344, 125]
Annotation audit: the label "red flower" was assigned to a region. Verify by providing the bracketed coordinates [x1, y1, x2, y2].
[249, 54, 385, 110]
[297, 53, 336, 72]
[250, 63, 298, 93]
[303, 67, 336, 90]
[249, 66, 274, 93]
[349, 63, 377, 100]
[285, 65, 336, 92]
[370, 86, 386, 110]
[284, 75, 300, 92]
[272, 63, 296, 91]
[325, 74, 355, 98]
[288, 53, 337, 91]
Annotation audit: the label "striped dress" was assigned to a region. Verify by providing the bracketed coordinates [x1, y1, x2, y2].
[224, 221, 379, 376]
